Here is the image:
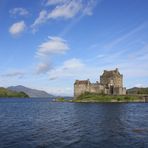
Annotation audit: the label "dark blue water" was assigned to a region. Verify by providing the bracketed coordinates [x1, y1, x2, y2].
[0, 98, 148, 148]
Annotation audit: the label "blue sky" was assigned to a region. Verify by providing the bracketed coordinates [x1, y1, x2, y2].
[0, 0, 148, 96]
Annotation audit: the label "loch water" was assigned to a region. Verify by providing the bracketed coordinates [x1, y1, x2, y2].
[0, 98, 148, 148]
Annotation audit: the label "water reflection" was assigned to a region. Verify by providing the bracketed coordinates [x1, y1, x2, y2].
[72, 103, 148, 148]
[0, 99, 147, 148]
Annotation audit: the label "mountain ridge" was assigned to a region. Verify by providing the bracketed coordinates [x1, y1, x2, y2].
[0, 87, 29, 98]
[127, 87, 148, 94]
[7, 85, 54, 98]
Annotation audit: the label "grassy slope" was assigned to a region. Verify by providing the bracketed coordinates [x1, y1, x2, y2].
[0, 87, 29, 98]
[74, 92, 141, 102]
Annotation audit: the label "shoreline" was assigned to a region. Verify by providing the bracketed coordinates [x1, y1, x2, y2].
[54, 100, 147, 103]
[55, 94, 148, 103]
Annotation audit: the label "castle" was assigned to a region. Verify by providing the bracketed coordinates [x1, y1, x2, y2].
[74, 68, 126, 99]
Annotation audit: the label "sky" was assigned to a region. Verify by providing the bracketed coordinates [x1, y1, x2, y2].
[0, 0, 148, 96]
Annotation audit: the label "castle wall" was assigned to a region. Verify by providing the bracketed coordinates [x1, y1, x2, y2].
[104, 88, 110, 95]
[74, 82, 90, 99]
[113, 87, 126, 95]
[90, 84, 104, 94]
[74, 82, 105, 98]
[100, 69, 123, 87]
[122, 88, 126, 95]
[100, 75, 123, 87]
[74, 69, 126, 98]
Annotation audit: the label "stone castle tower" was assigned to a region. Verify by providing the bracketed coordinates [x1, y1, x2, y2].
[74, 68, 126, 99]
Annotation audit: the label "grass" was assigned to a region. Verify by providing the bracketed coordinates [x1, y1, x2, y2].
[55, 97, 65, 102]
[0, 87, 29, 98]
[73, 92, 142, 102]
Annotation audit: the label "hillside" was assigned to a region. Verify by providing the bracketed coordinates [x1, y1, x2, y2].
[0, 87, 29, 98]
[72, 92, 143, 102]
[127, 87, 148, 94]
[7, 85, 54, 98]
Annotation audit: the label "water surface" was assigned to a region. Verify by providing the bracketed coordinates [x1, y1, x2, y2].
[0, 98, 148, 148]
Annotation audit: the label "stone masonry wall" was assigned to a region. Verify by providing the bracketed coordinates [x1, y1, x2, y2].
[74, 69, 126, 98]
[100, 71, 123, 87]
[90, 84, 104, 94]
[74, 82, 90, 99]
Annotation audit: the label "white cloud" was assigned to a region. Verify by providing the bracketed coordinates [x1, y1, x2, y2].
[9, 8, 29, 16]
[32, 0, 97, 28]
[104, 23, 147, 49]
[9, 21, 26, 36]
[36, 63, 52, 74]
[62, 58, 84, 69]
[46, 0, 66, 5]
[2, 71, 25, 78]
[48, 1, 82, 19]
[134, 84, 146, 88]
[44, 87, 73, 96]
[48, 58, 85, 80]
[83, 0, 97, 16]
[37, 36, 69, 57]
[35, 36, 69, 75]
[31, 10, 48, 27]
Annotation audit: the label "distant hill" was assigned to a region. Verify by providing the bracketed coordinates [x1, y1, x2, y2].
[0, 87, 29, 98]
[7, 85, 54, 98]
[127, 87, 148, 94]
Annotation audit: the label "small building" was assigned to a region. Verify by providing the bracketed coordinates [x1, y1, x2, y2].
[74, 68, 126, 99]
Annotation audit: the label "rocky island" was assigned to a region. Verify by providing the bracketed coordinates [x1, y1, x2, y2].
[56, 68, 148, 103]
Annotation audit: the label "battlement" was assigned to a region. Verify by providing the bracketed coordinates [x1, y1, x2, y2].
[102, 68, 121, 77]
[74, 79, 90, 85]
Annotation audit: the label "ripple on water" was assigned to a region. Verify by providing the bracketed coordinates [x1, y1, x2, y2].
[0, 99, 148, 148]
